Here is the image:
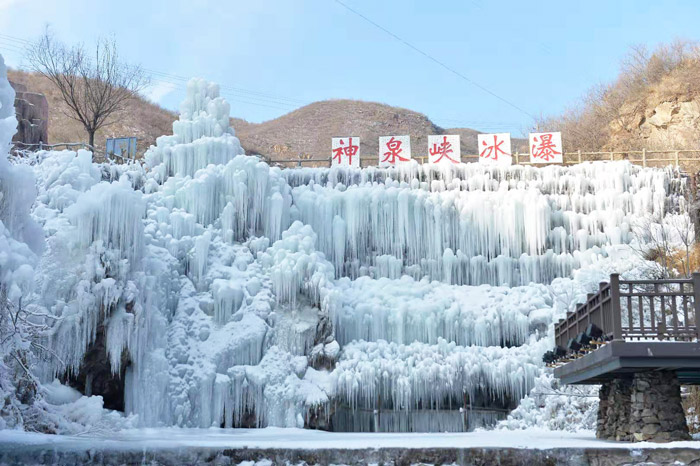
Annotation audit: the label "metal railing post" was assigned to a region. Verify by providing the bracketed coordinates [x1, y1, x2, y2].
[577, 149, 582, 164]
[610, 274, 623, 340]
[675, 151, 680, 169]
[692, 273, 700, 339]
[642, 148, 647, 167]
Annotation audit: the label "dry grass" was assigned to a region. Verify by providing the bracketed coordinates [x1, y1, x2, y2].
[233, 99, 527, 165]
[537, 40, 700, 153]
[669, 243, 700, 278]
[8, 69, 176, 158]
[11, 70, 503, 164]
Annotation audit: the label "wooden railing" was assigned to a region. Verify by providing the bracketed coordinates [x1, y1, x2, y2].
[554, 273, 700, 350]
[11, 141, 131, 163]
[268, 149, 700, 170]
[11, 144, 700, 170]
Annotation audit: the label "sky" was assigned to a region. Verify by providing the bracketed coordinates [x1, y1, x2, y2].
[1, 0, 700, 136]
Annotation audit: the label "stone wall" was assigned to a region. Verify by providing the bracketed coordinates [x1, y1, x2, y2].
[597, 371, 690, 442]
[9, 80, 48, 147]
[4, 445, 700, 466]
[597, 378, 632, 441]
[629, 372, 690, 442]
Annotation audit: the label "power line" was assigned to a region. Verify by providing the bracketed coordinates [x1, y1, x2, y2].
[144, 68, 306, 105]
[0, 43, 298, 112]
[0, 31, 525, 131]
[0, 42, 521, 129]
[0, 33, 306, 109]
[332, 0, 536, 120]
[142, 73, 298, 110]
[0, 34, 29, 47]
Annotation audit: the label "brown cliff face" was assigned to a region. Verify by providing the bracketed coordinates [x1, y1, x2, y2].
[9, 79, 48, 147]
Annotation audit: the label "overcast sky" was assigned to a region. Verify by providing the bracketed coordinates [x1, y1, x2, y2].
[1, 0, 699, 135]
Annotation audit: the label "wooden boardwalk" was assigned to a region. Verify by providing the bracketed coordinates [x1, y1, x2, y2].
[551, 273, 700, 385]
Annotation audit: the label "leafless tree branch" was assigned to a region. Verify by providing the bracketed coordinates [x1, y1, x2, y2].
[27, 29, 149, 155]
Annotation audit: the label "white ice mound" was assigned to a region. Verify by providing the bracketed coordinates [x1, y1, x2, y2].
[145, 78, 244, 180]
[287, 162, 679, 286]
[328, 276, 551, 347]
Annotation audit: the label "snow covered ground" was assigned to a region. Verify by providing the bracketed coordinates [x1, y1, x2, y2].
[2, 427, 699, 451]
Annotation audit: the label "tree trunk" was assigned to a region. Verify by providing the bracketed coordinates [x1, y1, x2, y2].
[88, 130, 95, 155]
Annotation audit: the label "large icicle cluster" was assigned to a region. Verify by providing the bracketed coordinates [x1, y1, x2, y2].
[334, 337, 548, 410]
[0, 56, 42, 303]
[4, 68, 688, 436]
[0, 53, 42, 430]
[285, 162, 679, 285]
[328, 276, 549, 347]
[1, 55, 134, 434]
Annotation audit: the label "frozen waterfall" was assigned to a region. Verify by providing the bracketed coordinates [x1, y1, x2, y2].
[7, 72, 687, 434]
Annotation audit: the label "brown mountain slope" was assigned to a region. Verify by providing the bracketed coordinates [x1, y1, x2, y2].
[10, 70, 525, 162]
[232, 99, 499, 162]
[8, 69, 176, 156]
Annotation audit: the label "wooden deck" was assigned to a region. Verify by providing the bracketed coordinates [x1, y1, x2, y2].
[551, 273, 700, 385]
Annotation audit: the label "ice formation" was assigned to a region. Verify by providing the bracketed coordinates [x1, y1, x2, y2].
[285, 163, 677, 286]
[0, 58, 689, 434]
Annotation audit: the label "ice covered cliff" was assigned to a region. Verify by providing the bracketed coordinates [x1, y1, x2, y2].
[1, 67, 688, 433]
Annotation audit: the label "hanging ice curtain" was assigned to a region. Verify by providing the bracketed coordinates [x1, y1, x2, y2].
[478, 133, 512, 166]
[529, 132, 563, 164]
[378, 135, 411, 167]
[332, 137, 361, 168]
[428, 135, 461, 164]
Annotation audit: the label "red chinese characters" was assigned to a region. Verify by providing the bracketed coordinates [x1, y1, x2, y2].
[478, 133, 512, 165]
[379, 135, 411, 167]
[428, 135, 461, 164]
[529, 132, 563, 163]
[331, 137, 360, 167]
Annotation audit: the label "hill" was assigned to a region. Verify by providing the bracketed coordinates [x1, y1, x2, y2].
[538, 40, 700, 152]
[10, 70, 527, 162]
[7, 69, 176, 156]
[234, 100, 528, 164]
[235, 99, 456, 163]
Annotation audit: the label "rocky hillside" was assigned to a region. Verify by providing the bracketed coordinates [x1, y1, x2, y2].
[10, 70, 527, 162]
[610, 66, 700, 150]
[539, 41, 700, 153]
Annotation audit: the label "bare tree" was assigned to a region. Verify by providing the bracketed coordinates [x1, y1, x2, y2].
[631, 211, 695, 279]
[535, 40, 700, 153]
[27, 31, 148, 153]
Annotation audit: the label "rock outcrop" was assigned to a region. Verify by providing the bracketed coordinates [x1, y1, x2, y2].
[638, 99, 700, 148]
[9, 80, 48, 147]
[606, 61, 700, 151]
